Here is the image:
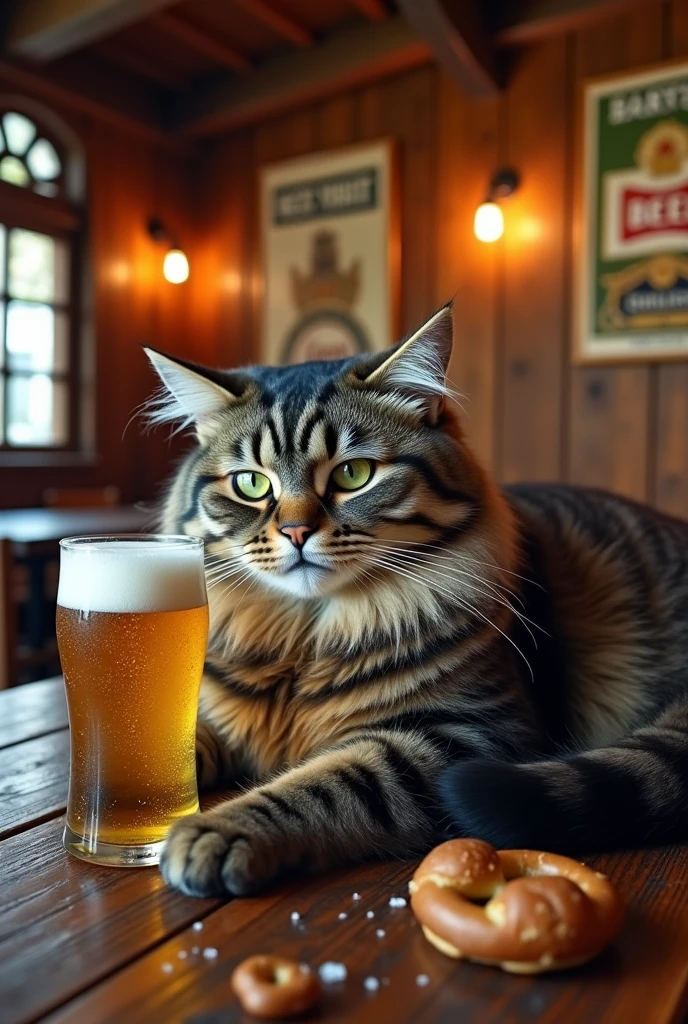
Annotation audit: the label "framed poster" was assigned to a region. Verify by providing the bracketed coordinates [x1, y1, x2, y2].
[260, 139, 399, 365]
[576, 59, 688, 363]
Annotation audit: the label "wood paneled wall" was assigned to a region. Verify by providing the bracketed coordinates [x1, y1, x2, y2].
[197, 0, 688, 520]
[2, 1, 687, 517]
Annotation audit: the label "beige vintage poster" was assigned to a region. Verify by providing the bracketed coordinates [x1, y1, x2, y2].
[260, 140, 398, 365]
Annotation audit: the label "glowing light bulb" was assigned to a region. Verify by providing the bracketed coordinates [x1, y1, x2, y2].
[474, 201, 504, 243]
[163, 248, 189, 284]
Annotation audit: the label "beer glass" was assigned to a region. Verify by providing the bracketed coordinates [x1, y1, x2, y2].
[56, 535, 208, 867]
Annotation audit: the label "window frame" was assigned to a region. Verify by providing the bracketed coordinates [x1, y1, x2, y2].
[0, 114, 83, 455]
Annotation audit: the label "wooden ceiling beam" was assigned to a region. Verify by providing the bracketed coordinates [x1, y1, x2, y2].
[5, 0, 179, 61]
[232, 0, 313, 48]
[346, 0, 388, 20]
[396, 0, 500, 96]
[153, 11, 251, 73]
[95, 38, 187, 90]
[492, 0, 659, 45]
[175, 15, 430, 137]
[0, 55, 189, 153]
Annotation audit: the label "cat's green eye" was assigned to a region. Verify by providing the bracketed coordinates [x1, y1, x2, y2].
[331, 459, 373, 492]
[233, 471, 272, 501]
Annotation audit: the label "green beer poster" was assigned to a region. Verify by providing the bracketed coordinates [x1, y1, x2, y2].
[577, 60, 688, 362]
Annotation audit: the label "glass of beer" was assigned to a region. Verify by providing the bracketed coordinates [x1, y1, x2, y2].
[56, 535, 208, 867]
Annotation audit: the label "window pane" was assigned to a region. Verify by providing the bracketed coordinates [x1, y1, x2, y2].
[0, 300, 4, 370]
[7, 374, 68, 446]
[27, 138, 61, 181]
[3, 113, 36, 156]
[0, 155, 29, 188]
[0, 223, 5, 287]
[8, 228, 69, 303]
[6, 300, 69, 372]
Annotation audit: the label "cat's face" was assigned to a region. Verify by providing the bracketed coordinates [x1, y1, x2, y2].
[146, 305, 478, 599]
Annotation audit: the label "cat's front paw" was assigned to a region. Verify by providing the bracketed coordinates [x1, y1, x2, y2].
[160, 804, 281, 898]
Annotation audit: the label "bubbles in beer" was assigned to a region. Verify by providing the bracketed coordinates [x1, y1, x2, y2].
[57, 538, 209, 852]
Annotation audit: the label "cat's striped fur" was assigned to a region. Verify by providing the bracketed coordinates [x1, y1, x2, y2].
[145, 304, 688, 899]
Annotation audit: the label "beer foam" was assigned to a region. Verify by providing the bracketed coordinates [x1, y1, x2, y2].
[58, 540, 207, 613]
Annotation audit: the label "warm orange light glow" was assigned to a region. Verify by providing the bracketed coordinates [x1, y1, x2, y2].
[163, 248, 189, 284]
[474, 201, 504, 243]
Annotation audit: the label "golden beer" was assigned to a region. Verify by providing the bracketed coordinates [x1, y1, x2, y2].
[56, 536, 208, 866]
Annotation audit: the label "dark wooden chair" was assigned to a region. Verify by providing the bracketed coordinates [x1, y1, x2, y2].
[0, 539, 17, 690]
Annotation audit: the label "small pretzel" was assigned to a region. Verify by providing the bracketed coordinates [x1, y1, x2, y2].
[231, 955, 321, 1018]
[409, 838, 624, 974]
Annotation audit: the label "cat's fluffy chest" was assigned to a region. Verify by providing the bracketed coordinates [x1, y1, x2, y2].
[199, 653, 374, 778]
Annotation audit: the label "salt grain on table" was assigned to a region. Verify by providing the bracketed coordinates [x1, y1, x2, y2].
[338, 912, 348, 920]
[161, 963, 173, 974]
[318, 962, 348, 983]
[416, 974, 431, 987]
[352, 892, 361, 900]
[376, 929, 386, 938]
[203, 948, 218, 960]
[191, 947, 200, 955]
[177, 950, 187, 960]
[389, 896, 407, 908]
[290, 911, 301, 922]
[366, 910, 375, 919]
[192, 922, 203, 932]
[364, 977, 380, 992]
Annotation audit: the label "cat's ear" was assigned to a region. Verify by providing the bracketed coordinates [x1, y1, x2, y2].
[357, 302, 453, 424]
[143, 348, 245, 441]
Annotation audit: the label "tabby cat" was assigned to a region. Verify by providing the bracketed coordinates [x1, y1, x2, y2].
[144, 303, 688, 899]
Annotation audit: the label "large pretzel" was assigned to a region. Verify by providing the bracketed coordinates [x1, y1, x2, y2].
[409, 839, 624, 974]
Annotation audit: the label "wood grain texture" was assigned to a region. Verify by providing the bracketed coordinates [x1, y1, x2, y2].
[44, 845, 688, 1024]
[567, 6, 663, 501]
[0, 730, 69, 840]
[655, 0, 688, 519]
[435, 73, 500, 472]
[501, 36, 568, 484]
[0, 817, 222, 1024]
[0, 677, 66, 748]
[655, 365, 688, 518]
[378, 66, 438, 334]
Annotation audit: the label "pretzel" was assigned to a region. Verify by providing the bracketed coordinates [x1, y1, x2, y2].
[409, 838, 624, 974]
[231, 955, 321, 1018]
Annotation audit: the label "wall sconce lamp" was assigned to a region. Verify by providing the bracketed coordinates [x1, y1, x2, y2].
[148, 217, 189, 284]
[474, 169, 520, 243]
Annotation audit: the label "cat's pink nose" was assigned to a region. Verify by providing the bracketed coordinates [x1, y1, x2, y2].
[279, 523, 316, 549]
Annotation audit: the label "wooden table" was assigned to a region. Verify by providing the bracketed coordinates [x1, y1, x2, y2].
[2, 678, 687, 1024]
[0, 506, 154, 549]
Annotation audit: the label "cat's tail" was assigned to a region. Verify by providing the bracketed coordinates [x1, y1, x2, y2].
[438, 709, 688, 853]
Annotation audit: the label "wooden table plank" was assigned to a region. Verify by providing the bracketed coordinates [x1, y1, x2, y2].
[0, 677, 67, 749]
[0, 818, 223, 1024]
[0, 731, 69, 840]
[42, 845, 688, 1024]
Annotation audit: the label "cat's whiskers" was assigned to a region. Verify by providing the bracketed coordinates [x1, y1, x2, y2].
[370, 544, 543, 642]
[369, 547, 538, 650]
[364, 552, 534, 682]
[216, 567, 257, 602]
[378, 538, 543, 590]
[206, 559, 257, 590]
[374, 541, 526, 608]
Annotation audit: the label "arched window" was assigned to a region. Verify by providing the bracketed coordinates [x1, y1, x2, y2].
[0, 104, 84, 451]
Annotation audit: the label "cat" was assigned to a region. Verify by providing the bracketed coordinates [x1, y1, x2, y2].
[144, 303, 688, 899]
